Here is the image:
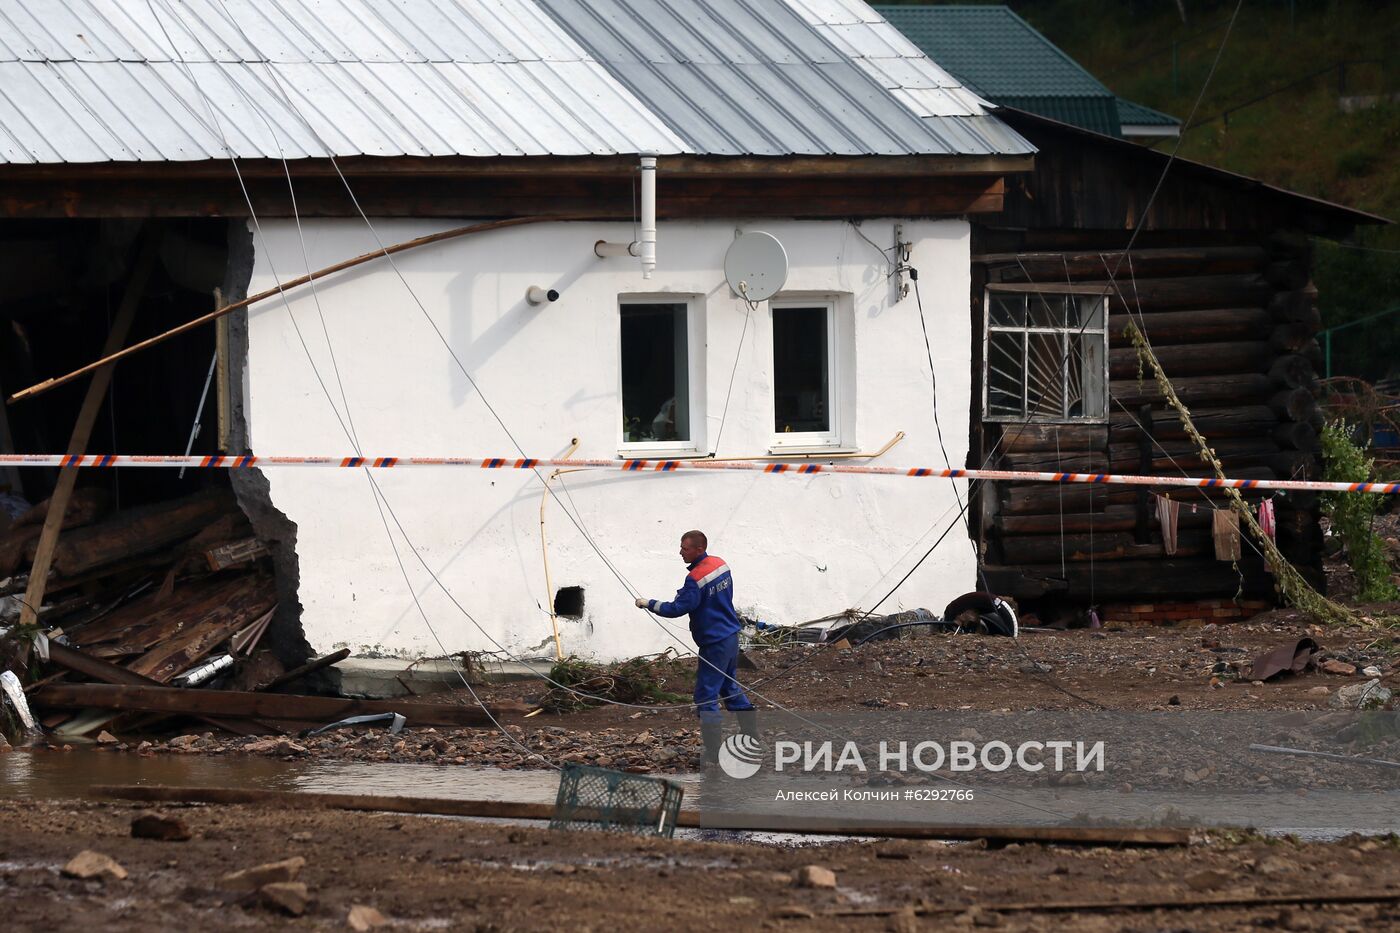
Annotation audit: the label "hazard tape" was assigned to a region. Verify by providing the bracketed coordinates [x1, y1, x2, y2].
[1, 453, 1397, 495]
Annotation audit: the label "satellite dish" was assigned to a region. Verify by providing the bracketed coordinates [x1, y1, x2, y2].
[724, 231, 788, 302]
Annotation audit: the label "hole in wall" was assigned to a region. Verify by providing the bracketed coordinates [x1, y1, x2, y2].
[554, 586, 585, 619]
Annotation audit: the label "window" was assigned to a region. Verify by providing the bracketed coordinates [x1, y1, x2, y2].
[983, 290, 1108, 422]
[620, 301, 693, 447]
[771, 302, 842, 447]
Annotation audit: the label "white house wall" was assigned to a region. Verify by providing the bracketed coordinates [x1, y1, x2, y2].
[242, 217, 977, 660]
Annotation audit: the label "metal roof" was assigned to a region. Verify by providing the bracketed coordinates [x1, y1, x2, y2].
[0, 0, 1032, 164]
[0, 0, 689, 163]
[875, 4, 1179, 139]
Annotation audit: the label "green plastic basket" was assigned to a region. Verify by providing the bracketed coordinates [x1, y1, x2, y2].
[550, 764, 685, 838]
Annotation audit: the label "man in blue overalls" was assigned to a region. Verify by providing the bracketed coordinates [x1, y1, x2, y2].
[635, 529, 758, 764]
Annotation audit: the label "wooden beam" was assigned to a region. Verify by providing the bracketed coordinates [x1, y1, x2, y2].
[89, 784, 1191, 847]
[17, 227, 158, 628]
[831, 891, 1400, 919]
[34, 683, 529, 727]
[258, 648, 351, 692]
[0, 153, 1036, 180]
[44, 642, 272, 737]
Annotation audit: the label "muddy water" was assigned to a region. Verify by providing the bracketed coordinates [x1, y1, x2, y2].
[0, 748, 699, 806]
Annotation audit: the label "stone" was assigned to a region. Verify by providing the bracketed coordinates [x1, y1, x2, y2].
[773, 905, 815, 919]
[96, 731, 119, 744]
[1319, 659, 1357, 676]
[1256, 855, 1296, 875]
[0, 734, 10, 752]
[795, 864, 837, 888]
[131, 813, 191, 842]
[259, 881, 309, 916]
[220, 856, 306, 892]
[243, 738, 309, 755]
[1307, 686, 1330, 696]
[347, 905, 388, 931]
[63, 850, 128, 881]
[1329, 679, 1393, 710]
[1361, 666, 1383, 678]
[167, 734, 201, 748]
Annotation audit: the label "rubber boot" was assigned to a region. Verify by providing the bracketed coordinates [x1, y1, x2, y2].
[736, 709, 760, 741]
[700, 720, 724, 765]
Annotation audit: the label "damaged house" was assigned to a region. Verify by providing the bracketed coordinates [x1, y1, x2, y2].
[0, 0, 1384, 677]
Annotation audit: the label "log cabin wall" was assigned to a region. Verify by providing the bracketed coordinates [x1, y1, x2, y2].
[970, 233, 1323, 610]
[962, 111, 1365, 616]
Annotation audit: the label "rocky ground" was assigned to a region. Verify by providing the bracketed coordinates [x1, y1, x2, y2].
[80, 610, 1399, 774]
[1, 798, 1398, 932]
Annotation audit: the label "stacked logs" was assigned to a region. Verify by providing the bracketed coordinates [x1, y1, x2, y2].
[974, 235, 1323, 602]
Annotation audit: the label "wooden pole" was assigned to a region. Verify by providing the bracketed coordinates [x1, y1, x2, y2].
[18, 229, 159, 628]
[89, 784, 1192, 847]
[257, 647, 351, 692]
[9, 215, 583, 404]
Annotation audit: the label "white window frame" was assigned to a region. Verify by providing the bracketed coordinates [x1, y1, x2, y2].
[618, 295, 706, 456]
[982, 286, 1110, 424]
[768, 298, 849, 452]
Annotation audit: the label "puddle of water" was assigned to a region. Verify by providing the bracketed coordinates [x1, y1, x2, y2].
[0, 747, 699, 807]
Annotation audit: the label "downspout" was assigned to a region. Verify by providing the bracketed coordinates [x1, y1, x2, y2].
[593, 154, 657, 278]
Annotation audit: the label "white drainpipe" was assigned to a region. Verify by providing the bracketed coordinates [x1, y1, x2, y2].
[592, 155, 658, 277]
[639, 154, 656, 279]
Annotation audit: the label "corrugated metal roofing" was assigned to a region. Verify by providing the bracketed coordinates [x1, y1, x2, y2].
[1117, 97, 1181, 128]
[533, 0, 1031, 157]
[0, 0, 1032, 164]
[0, 0, 689, 162]
[782, 0, 1032, 154]
[875, 4, 1178, 139]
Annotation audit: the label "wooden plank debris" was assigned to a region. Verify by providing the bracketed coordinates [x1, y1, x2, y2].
[258, 648, 351, 692]
[89, 785, 1191, 847]
[36, 684, 529, 728]
[205, 537, 271, 571]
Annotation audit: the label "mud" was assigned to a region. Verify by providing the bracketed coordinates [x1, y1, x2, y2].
[1, 798, 1398, 931]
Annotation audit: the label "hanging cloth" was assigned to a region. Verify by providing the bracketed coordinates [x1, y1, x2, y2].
[1154, 495, 1180, 556]
[1258, 498, 1277, 543]
[1212, 509, 1241, 561]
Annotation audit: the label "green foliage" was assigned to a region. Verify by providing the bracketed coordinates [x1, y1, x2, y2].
[544, 653, 688, 712]
[1320, 422, 1400, 602]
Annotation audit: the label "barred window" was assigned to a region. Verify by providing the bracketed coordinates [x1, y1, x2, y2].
[983, 290, 1108, 422]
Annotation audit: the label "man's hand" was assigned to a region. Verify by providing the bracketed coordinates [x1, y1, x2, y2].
[634, 597, 649, 609]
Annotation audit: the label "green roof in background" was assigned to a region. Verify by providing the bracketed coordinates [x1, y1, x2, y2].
[874, 4, 1179, 138]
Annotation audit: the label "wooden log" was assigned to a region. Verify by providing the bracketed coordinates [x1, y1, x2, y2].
[1109, 341, 1271, 379]
[1269, 323, 1319, 352]
[90, 784, 1191, 847]
[999, 531, 1210, 564]
[981, 559, 1276, 601]
[999, 470, 1280, 515]
[33, 684, 529, 727]
[0, 488, 111, 576]
[1109, 373, 1273, 408]
[1268, 387, 1318, 421]
[1101, 274, 1272, 312]
[44, 642, 272, 736]
[259, 648, 351, 692]
[19, 228, 157, 627]
[1003, 438, 1282, 473]
[1267, 354, 1316, 388]
[976, 245, 1266, 281]
[994, 505, 1215, 536]
[1265, 259, 1309, 291]
[1107, 308, 1270, 347]
[46, 488, 236, 578]
[1273, 421, 1318, 450]
[995, 423, 1107, 454]
[1108, 406, 1280, 443]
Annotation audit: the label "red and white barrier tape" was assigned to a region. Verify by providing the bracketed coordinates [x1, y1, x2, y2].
[1, 453, 1395, 495]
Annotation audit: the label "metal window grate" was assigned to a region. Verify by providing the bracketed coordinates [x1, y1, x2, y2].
[550, 765, 685, 838]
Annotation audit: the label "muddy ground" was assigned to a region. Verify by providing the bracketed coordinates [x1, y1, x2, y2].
[2, 798, 1398, 932]
[97, 610, 1400, 773]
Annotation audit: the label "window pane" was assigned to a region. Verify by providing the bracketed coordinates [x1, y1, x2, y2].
[773, 307, 830, 434]
[1026, 294, 1063, 328]
[1067, 295, 1105, 330]
[1070, 331, 1107, 419]
[621, 303, 688, 443]
[988, 294, 1024, 327]
[986, 331, 1024, 418]
[1026, 332, 1067, 419]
